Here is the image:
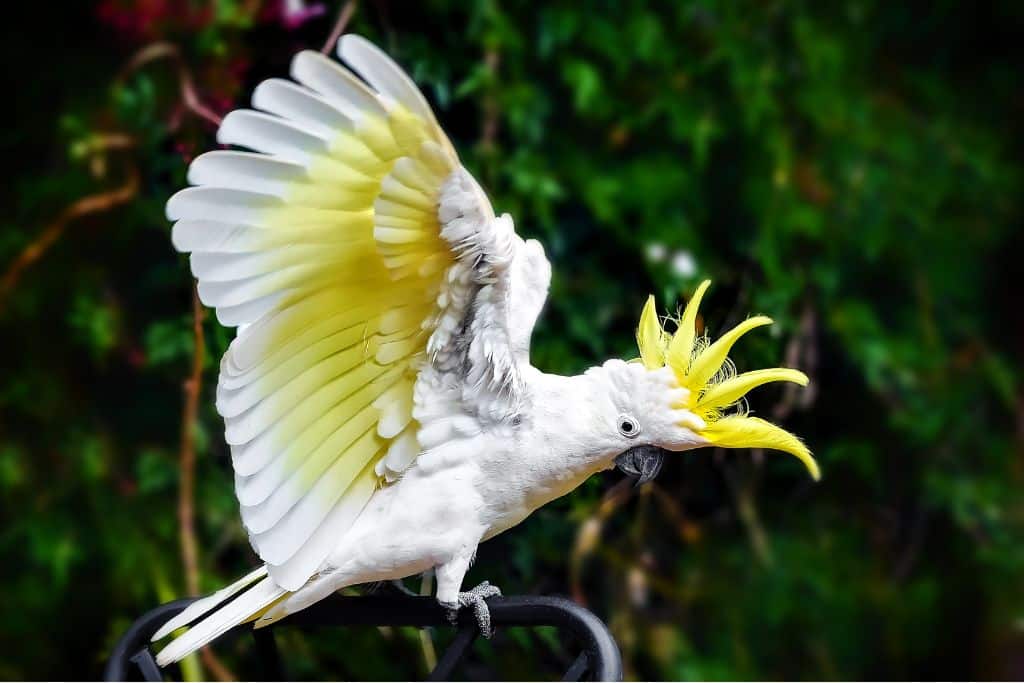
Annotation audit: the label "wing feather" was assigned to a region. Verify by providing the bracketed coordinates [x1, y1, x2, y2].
[187, 151, 306, 197]
[168, 34, 545, 592]
[218, 110, 327, 164]
[339, 35, 438, 128]
[252, 78, 351, 138]
[290, 50, 386, 119]
[216, 293, 291, 327]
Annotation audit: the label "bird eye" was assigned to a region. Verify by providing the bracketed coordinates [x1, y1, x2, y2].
[617, 414, 640, 438]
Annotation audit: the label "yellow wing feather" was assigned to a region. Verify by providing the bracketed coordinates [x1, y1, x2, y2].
[168, 45, 461, 590]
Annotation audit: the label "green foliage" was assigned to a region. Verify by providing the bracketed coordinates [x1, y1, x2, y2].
[1, 1, 1021, 679]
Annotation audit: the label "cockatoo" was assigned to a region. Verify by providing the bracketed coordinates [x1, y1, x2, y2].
[153, 35, 818, 665]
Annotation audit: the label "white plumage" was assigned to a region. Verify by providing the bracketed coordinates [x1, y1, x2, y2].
[154, 34, 818, 667]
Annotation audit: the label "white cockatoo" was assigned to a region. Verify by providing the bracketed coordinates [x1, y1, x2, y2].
[153, 35, 819, 665]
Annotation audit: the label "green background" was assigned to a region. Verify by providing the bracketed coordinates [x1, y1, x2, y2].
[2, 1, 1021, 679]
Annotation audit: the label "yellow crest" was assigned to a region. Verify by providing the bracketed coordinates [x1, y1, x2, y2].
[637, 281, 820, 480]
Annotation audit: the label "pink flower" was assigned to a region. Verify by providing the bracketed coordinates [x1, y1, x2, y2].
[276, 0, 327, 30]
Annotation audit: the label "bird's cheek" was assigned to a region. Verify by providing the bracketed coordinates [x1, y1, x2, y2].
[673, 409, 706, 433]
[658, 416, 709, 452]
[666, 387, 689, 407]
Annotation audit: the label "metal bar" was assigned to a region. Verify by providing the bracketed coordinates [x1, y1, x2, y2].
[561, 652, 590, 682]
[107, 594, 623, 681]
[105, 599, 193, 681]
[130, 648, 163, 682]
[427, 623, 478, 681]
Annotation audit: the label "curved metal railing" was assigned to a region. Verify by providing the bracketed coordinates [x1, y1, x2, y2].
[105, 593, 622, 681]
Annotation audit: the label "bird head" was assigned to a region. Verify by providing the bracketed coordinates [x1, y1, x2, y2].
[602, 280, 820, 485]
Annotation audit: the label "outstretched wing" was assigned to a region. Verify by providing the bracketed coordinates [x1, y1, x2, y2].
[167, 35, 544, 591]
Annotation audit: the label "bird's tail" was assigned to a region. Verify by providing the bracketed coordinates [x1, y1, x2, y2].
[152, 566, 288, 667]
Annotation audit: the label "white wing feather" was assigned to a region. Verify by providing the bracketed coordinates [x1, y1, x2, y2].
[165, 36, 547, 596]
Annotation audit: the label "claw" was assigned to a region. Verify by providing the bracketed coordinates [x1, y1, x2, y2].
[448, 580, 502, 637]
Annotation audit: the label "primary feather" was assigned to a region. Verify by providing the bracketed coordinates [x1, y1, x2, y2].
[165, 35, 485, 594]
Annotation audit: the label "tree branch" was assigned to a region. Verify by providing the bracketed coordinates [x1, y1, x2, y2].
[774, 301, 818, 420]
[570, 478, 636, 605]
[417, 570, 437, 673]
[0, 168, 139, 312]
[120, 42, 224, 127]
[321, 0, 358, 54]
[119, 39, 236, 681]
[1, 38, 228, 312]
[176, 285, 233, 682]
[178, 285, 205, 598]
[721, 457, 774, 567]
[480, 48, 501, 151]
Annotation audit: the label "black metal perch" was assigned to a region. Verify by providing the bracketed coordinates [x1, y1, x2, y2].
[105, 593, 622, 681]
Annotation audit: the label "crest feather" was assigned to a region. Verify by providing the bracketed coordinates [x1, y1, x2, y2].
[636, 281, 819, 480]
[636, 295, 666, 369]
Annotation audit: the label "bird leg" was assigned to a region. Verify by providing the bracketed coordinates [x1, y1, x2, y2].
[435, 549, 502, 637]
[446, 581, 502, 638]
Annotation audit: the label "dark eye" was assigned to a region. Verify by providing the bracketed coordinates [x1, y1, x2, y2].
[617, 414, 640, 438]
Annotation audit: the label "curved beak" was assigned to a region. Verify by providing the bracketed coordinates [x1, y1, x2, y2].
[614, 445, 668, 486]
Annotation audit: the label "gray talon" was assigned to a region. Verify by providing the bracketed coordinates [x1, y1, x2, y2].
[453, 581, 502, 637]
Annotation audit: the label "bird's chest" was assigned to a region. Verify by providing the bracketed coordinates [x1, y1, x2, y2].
[329, 461, 487, 572]
[471, 431, 600, 540]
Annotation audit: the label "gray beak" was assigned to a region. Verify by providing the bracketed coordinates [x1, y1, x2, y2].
[614, 445, 668, 486]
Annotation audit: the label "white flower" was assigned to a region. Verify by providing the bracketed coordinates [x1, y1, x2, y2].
[670, 250, 696, 278]
[645, 242, 667, 262]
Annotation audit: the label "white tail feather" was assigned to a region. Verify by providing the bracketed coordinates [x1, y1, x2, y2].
[154, 574, 286, 666]
[151, 566, 268, 641]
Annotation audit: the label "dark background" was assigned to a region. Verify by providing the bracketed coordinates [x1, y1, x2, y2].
[1, 1, 1022, 679]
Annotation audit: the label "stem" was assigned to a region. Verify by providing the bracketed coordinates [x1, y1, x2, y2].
[176, 286, 233, 682]
[724, 458, 774, 567]
[480, 49, 501, 151]
[0, 168, 139, 311]
[120, 42, 224, 127]
[178, 285, 205, 598]
[570, 479, 635, 605]
[321, 0, 358, 54]
[417, 570, 437, 673]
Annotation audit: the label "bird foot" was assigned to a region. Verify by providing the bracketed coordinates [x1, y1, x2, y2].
[443, 580, 502, 638]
